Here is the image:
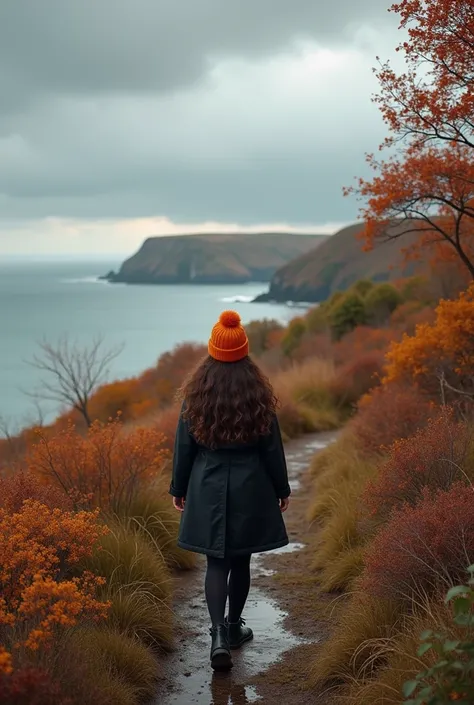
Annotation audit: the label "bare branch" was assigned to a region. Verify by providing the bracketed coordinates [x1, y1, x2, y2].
[24, 335, 124, 427]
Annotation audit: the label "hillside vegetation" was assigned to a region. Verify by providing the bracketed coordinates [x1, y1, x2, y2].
[105, 232, 327, 285]
[256, 222, 424, 303]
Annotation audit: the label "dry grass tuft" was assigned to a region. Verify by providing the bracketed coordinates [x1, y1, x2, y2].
[83, 519, 173, 650]
[306, 433, 377, 591]
[319, 546, 366, 594]
[309, 592, 404, 689]
[118, 490, 196, 571]
[273, 358, 346, 438]
[338, 599, 458, 705]
[72, 627, 160, 702]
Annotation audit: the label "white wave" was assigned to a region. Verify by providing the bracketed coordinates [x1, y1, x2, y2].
[220, 295, 256, 303]
[60, 276, 109, 284]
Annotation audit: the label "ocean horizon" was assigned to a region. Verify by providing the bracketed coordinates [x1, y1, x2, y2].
[0, 259, 296, 429]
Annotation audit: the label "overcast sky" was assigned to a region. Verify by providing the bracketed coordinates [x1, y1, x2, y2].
[0, 0, 400, 256]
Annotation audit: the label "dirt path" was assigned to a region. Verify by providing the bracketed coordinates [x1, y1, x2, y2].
[157, 432, 337, 705]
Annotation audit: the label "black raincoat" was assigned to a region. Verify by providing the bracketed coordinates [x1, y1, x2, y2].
[169, 413, 291, 558]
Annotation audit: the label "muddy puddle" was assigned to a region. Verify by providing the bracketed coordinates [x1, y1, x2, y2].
[157, 432, 336, 705]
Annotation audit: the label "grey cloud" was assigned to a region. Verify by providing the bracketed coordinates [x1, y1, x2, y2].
[0, 0, 390, 101]
[0, 0, 395, 231]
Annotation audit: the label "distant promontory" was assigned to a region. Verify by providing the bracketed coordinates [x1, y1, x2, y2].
[102, 232, 328, 285]
[254, 222, 424, 304]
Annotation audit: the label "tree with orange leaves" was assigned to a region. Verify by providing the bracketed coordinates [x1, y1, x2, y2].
[346, 0, 474, 277]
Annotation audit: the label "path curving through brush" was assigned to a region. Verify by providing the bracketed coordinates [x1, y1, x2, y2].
[157, 432, 337, 705]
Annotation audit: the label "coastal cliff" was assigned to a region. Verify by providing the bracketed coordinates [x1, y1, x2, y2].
[104, 232, 328, 285]
[254, 222, 423, 303]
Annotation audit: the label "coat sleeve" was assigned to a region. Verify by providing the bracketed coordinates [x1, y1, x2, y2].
[169, 412, 198, 498]
[259, 416, 291, 499]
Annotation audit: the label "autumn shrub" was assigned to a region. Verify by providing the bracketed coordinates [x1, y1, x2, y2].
[332, 325, 395, 366]
[149, 403, 180, 451]
[329, 351, 383, 410]
[389, 299, 433, 331]
[350, 383, 434, 457]
[385, 283, 474, 401]
[365, 410, 474, 519]
[0, 471, 71, 512]
[0, 499, 108, 667]
[290, 331, 333, 363]
[83, 519, 173, 650]
[118, 490, 196, 570]
[361, 484, 474, 603]
[0, 667, 70, 705]
[137, 342, 206, 408]
[28, 418, 168, 512]
[87, 378, 144, 424]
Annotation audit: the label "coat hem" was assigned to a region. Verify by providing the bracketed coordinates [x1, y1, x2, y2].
[177, 537, 289, 559]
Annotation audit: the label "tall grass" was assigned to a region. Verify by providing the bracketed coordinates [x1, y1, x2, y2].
[116, 489, 196, 570]
[273, 358, 345, 438]
[71, 627, 160, 703]
[83, 519, 173, 650]
[307, 432, 378, 591]
[339, 599, 459, 705]
[309, 592, 404, 689]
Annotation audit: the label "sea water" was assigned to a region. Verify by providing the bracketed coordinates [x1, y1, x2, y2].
[0, 259, 294, 426]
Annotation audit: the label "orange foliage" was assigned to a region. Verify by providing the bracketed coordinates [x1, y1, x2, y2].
[27, 417, 169, 511]
[0, 648, 12, 676]
[356, 146, 474, 277]
[375, 0, 474, 150]
[87, 377, 143, 423]
[384, 283, 474, 398]
[0, 499, 108, 663]
[347, 0, 474, 277]
[0, 472, 71, 513]
[138, 343, 206, 407]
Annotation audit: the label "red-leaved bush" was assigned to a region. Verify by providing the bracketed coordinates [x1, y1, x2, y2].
[0, 668, 71, 705]
[350, 383, 434, 456]
[364, 410, 472, 517]
[361, 483, 474, 600]
[0, 472, 71, 513]
[330, 352, 384, 408]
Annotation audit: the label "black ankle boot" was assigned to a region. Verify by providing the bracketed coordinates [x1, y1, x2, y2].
[226, 617, 254, 650]
[209, 624, 233, 671]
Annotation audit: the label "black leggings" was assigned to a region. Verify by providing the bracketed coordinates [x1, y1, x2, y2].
[205, 555, 251, 626]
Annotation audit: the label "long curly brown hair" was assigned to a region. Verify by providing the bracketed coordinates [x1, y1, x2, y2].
[179, 355, 278, 448]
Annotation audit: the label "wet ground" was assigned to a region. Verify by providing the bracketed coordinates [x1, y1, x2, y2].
[157, 432, 337, 705]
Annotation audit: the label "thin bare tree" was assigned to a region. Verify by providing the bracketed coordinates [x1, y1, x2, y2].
[25, 335, 124, 427]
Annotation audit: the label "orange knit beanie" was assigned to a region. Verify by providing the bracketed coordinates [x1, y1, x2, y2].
[208, 310, 249, 362]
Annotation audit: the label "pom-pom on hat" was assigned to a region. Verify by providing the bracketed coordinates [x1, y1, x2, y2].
[208, 310, 249, 362]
